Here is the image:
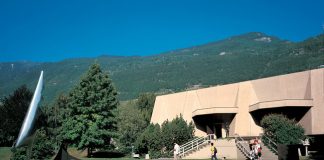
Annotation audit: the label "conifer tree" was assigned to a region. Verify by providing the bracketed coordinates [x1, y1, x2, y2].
[61, 63, 118, 157]
[0, 85, 32, 146]
[136, 93, 156, 124]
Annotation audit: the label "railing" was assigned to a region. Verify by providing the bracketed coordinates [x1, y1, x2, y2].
[234, 134, 250, 158]
[178, 134, 215, 157]
[261, 133, 278, 154]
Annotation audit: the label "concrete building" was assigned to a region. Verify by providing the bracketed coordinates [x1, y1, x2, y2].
[151, 68, 324, 139]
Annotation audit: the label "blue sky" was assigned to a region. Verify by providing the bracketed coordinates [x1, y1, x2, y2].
[0, 0, 323, 62]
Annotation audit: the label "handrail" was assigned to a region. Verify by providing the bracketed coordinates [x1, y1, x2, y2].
[261, 133, 278, 154]
[180, 137, 203, 149]
[234, 134, 250, 158]
[180, 134, 214, 148]
[178, 134, 215, 157]
[180, 137, 204, 148]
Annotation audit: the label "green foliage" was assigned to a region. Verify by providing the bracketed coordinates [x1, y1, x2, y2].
[161, 115, 195, 151]
[10, 128, 56, 160]
[1, 33, 323, 103]
[135, 124, 162, 156]
[117, 101, 147, 150]
[0, 85, 32, 146]
[10, 147, 25, 160]
[10, 95, 68, 160]
[134, 115, 194, 159]
[60, 63, 119, 156]
[261, 114, 306, 145]
[0, 86, 67, 159]
[42, 94, 69, 143]
[116, 93, 156, 155]
[136, 93, 156, 123]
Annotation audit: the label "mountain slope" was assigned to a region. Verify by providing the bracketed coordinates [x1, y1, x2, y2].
[0, 32, 323, 103]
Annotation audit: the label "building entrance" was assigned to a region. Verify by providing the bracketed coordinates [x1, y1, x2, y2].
[214, 123, 222, 139]
[193, 113, 236, 137]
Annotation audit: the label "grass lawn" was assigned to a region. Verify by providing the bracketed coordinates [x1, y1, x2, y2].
[80, 159, 209, 160]
[0, 147, 12, 160]
[68, 147, 88, 158]
[81, 158, 143, 160]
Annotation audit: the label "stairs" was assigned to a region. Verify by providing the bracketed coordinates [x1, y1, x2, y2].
[178, 134, 278, 159]
[260, 134, 278, 160]
[182, 142, 211, 159]
[179, 135, 239, 159]
[235, 134, 252, 160]
[235, 134, 278, 160]
[178, 134, 214, 158]
[260, 141, 278, 160]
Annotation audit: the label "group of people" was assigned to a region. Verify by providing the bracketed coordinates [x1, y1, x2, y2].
[174, 138, 263, 160]
[249, 137, 262, 160]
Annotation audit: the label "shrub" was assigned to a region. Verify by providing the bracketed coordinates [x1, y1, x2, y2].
[261, 114, 306, 145]
[135, 115, 194, 159]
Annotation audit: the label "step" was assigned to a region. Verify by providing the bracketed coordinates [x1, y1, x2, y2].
[259, 142, 278, 160]
[235, 139, 278, 160]
[183, 139, 238, 159]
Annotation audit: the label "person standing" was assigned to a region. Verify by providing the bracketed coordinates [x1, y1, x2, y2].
[256, 142, 262, 160]
[174, 143, 180, 160]
[254, 140, 262, 160]
[210, 143, 217, 160]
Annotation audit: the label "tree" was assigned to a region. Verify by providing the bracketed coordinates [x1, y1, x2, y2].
[40, 94, 69, 146]
[136, 93, 156, 123]
[161, 120, 173, 151]
[11, 128, 56, 160]
[135, 115, 194, 158]
[117, 101, 147, 148]
[8, 92, 68, 159]
[11, 100, 64, 160]
[61, 63, 119, 157]
[117, 93, 156, 154]
[0, 85, 32, 146]
[261, 114, 306, 145]
[161, 115, 195, 151]
[134, 124, 162, 158]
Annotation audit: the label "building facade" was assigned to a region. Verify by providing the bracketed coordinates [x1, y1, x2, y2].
[151, 68, 324, 138]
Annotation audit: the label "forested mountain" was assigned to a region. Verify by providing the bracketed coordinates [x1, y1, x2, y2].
[1, 32, 323, 103]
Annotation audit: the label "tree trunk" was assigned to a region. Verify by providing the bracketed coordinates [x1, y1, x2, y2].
[87, 147, 91, 157]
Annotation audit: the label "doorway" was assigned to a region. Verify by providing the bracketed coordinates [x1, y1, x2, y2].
[214, 123, 222, 139]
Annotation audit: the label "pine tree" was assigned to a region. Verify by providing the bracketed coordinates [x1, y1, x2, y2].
[61, 63, 118, 157]
[117, 101, 147, 149]
[0, 85, 32, 146]
[136, 93, 156, 124]
[42, 94, 69, 144]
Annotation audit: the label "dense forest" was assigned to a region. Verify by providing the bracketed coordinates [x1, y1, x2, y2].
[0, 32, 323, 103]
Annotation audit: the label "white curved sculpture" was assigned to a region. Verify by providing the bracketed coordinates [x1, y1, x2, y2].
[15, 71, 43, 148]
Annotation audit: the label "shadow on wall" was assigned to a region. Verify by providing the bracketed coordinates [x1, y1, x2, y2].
[308, 135, 324, 159]
[250, 107, 310, 126]
[193, 113, 235, 136]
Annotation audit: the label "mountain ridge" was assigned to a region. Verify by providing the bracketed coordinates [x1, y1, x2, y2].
[0, 32, 323, 103]
[0, 32, 286, 63]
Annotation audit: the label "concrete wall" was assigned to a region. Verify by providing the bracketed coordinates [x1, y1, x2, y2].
[150, 68, 324, 136]
[310, 69, 324, 134]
